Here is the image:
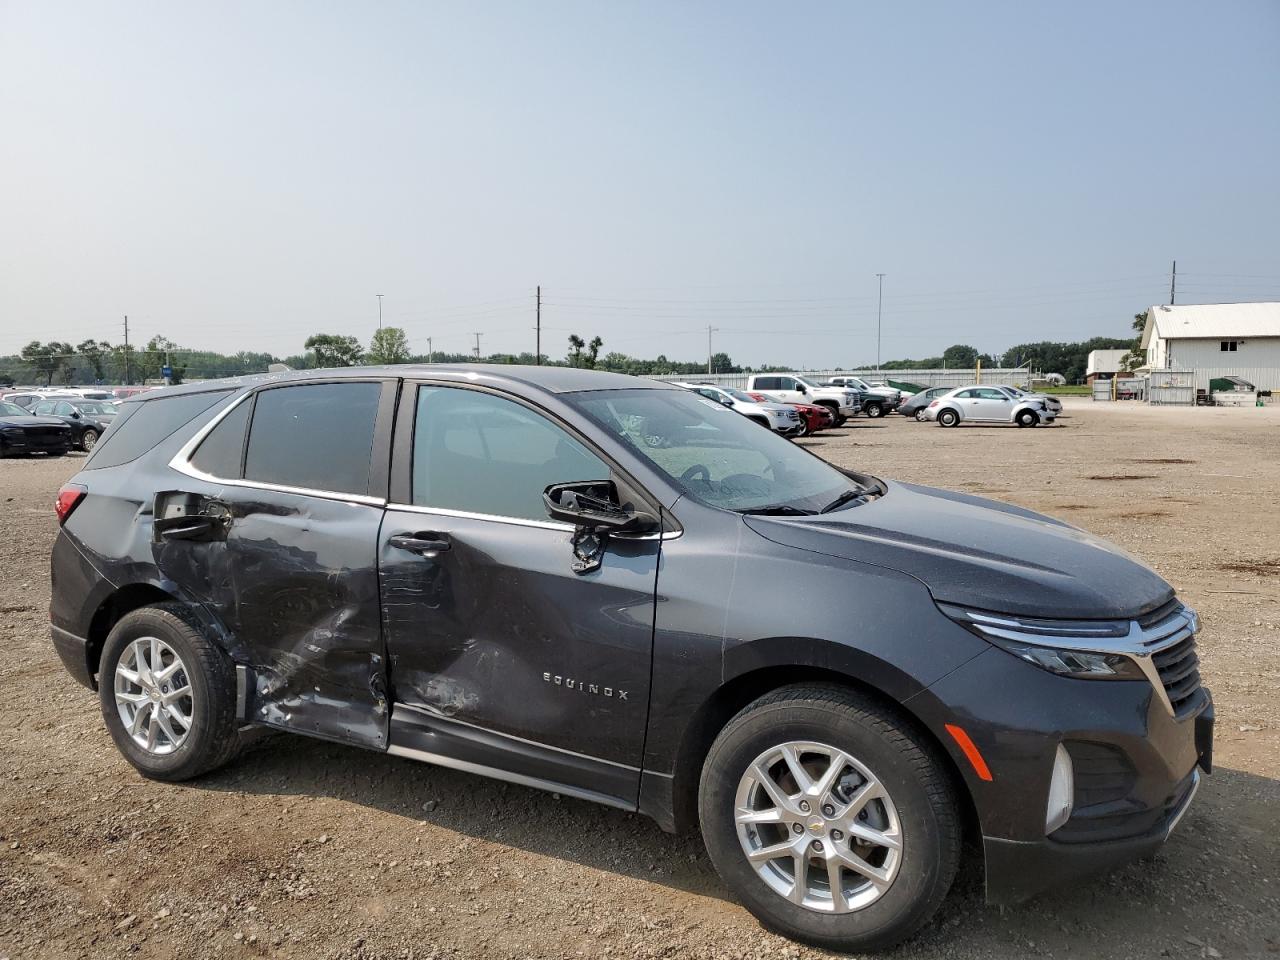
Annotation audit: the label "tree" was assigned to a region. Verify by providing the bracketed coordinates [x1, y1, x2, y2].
[586, 336, 603, 369]
[20, 341, 73, 386]
[139, 336, 185, 383]
[708, 352, 734, 375]
[76, 339, 111, 381]
[367, 326, 410, 365]
[941, 344, 980, 368]
[567, 334, 586, 367]
[305, 333, 363, 368]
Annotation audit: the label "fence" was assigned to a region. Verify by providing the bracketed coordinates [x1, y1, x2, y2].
[1147, 369, 1196, 406]
[649, 366, 1038, 391]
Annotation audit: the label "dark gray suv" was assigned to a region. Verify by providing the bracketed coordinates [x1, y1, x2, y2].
[49, 365, 1212, 951]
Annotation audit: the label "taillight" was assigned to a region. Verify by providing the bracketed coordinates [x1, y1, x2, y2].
[928, 400, 939, 408]
[55, 483, 87, 524]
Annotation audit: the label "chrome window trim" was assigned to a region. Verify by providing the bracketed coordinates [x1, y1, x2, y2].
[384, 501, 681, 539]
[167, 388, 387, 508]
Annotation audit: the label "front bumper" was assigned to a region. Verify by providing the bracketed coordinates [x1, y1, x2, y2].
[907, 641, 1214, 904]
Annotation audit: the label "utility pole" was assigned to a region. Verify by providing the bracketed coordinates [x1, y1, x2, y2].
[1169, 261, 1176, 305]
[426, 337, 433, 364]
[377, 294, 384, 330]
[875, 273, 886, 371]
[535, 285, 541, 365]
[707, 325, 718, 375]
[473, 332, 482, 360]
[123, 315, 131, 385]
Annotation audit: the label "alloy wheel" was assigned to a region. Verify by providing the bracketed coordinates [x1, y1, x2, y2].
[82, 429, 99, 451]
[114, 636, 195, 755]
[734, 740, 902, 914]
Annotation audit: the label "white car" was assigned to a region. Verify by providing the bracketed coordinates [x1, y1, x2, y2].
[744, 374, 861, 424]
[676, 383, 803, 436]
[924, 385, 1055, 427]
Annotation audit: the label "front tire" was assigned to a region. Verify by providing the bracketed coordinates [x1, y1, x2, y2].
[80, 428, 100, 451]
[865, 402, 884, 419]
[98, 604, 241, 781]
[1015, 410, 1039, 427]
[937, 408, 960, 427]
[699, 685, 960, 952]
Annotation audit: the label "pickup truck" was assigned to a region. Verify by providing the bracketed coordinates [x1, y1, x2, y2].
[825, 376, 903, 418]
[745, 374, 861, 425]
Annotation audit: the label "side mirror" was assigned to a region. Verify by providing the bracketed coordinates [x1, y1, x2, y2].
[796, 385, 807, 394]
[720, 396, 734, 407]
[543, 481, 658, 533]
[71, 411, 82, 419]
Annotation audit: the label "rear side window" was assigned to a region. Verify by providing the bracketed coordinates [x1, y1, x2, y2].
[754, 377, 779, 390]
[85, 390, 233, 469]
[243, 382, 380, 496]
[190, 398, 251, 478]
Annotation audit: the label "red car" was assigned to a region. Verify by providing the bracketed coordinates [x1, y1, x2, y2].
[747, 393, 828, 436]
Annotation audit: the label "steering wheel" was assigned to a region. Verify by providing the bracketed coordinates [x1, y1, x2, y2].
[680, 464, 711, 483]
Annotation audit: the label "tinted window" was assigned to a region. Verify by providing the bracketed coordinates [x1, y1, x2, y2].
[31, 401, 55, 415]
[0, 401, 26, 416]
[55, 401, 76, 415]
[86, 390, 233, 469]
[569, 388, 856, 514]
[244, 382, 380, 496]
[754, 377, 779, 390]
[411, 386, 609, 522]
[190, 398, 251, 478]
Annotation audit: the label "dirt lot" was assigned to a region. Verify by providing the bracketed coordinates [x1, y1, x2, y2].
[2, 399, 1278, 959]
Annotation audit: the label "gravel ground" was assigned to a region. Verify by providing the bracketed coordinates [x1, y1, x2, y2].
[1, 398, 1278, 959]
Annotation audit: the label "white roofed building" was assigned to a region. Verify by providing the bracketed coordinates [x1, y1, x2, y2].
[1140, 302, 1280, 391]
[1085, 349, 1133, 382]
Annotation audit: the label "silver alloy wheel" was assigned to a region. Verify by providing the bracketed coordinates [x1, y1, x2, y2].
[735, 740, 902, 914]
[82, 429, 98, 450]
[114, 636, 194, 755]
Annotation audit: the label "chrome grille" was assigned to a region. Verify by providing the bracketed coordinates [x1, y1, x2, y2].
[1139, 603, 1204, 718]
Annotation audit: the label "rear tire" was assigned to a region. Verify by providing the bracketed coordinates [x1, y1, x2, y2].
[914, 409, 928, 422]
[937, 409, 959, 427]
[699, 685, 960, 952]
[98, 604, 241, 782]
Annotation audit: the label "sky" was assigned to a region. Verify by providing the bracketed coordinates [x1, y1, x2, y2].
[2, 0, 1278, 368]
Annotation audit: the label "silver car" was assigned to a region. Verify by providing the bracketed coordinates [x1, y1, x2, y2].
[993, 384, 1063, 417]
[677, 383, 802, 435]
[924, 385, 1055, 427]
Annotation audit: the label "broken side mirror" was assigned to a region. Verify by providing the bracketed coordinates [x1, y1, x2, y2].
[543, 481, 659, 574]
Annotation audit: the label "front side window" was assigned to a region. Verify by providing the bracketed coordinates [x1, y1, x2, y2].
[411, 386, 609, 522]
[568, 388, 859, 515]
[244, 382, 380, 496]
[31, 401, 54, 415]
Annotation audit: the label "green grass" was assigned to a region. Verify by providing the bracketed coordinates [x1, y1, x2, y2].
[1041, 384, 1091, 395]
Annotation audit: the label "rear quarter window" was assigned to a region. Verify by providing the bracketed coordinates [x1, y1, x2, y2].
[84, 390, 234, 469]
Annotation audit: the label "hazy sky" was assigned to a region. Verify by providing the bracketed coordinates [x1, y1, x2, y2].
[2, 1, 1278, 367]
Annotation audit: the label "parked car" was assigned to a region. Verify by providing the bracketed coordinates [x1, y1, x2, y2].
[677, 383, 803, 435]
[925, 386, 1055, 427]
[823, 377, 901, 418]
[0, 399, 73, 456]
[898, 387, 953, 421]
[49, 366, 1210, 951]
[745, 392, 829, 437]
[31, 397, 119, 451]
[992, 384, 1063, 418]
[2, 389, 81, 409]
[745, 374, 861, 425]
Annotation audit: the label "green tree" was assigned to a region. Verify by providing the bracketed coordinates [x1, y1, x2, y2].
[76, 339, 111, 381]
[367, 326, 411, 364]
[567, 334, 586, 366]
[20, 341, 73, 386]
[941, 344, 980, 368]
[305, 333, 364, 367]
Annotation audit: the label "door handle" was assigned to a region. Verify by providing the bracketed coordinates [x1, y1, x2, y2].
[154, 514, 224, 541]
[389, 532, 452, 556]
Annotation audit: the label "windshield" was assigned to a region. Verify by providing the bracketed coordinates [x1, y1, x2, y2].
[568, 388, 859, 513]
[74, 401, 118, 415]
[792, 376, 823, 389]
[0, 401, 27, 417]
[726, 388, 762, 404]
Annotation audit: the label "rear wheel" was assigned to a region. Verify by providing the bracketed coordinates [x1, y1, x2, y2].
[937, 409, 959, 427]
[699, 685, 960, 952]
[1015, 410, 1039, 427]
[99, 604, 241, 781]
[914, 409, 928, 422]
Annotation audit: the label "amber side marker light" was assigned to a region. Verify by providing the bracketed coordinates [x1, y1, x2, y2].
[944, 723, 993, 782]
[55, 483, 87, 525]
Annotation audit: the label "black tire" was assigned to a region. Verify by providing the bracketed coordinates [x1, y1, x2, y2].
[914, 409, 928, 422]
[80, 428, 100, 451]
[699, 684, 960, 952]
[794, 417, 810, 438]
[1015, 410, 1038, 428]
[98, 603, 241, 781]
[865, 402, 884, 419]
[937, 408, 959, 427]
[835, 415, 848, 427]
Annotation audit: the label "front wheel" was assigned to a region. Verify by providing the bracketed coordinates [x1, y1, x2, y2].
[80, 428, 100, 451]
[865, 403, 884, 419]
[937, 409, 959, 427]
[793, 418, 810, 438]
[699, 685, 960, 952]
[1015, 410, 1039, 427]
[98, 604, 242, 781]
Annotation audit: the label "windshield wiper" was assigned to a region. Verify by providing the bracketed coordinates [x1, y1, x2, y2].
[738, 504, 816, 516]
[819, 489, 867, 514]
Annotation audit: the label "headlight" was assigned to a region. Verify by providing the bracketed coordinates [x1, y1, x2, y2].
[937, 602, 1147, 680]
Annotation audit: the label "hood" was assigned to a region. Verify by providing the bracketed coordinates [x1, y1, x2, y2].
[0, 414, 69, 428]
[743, 480, 1173, 620]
